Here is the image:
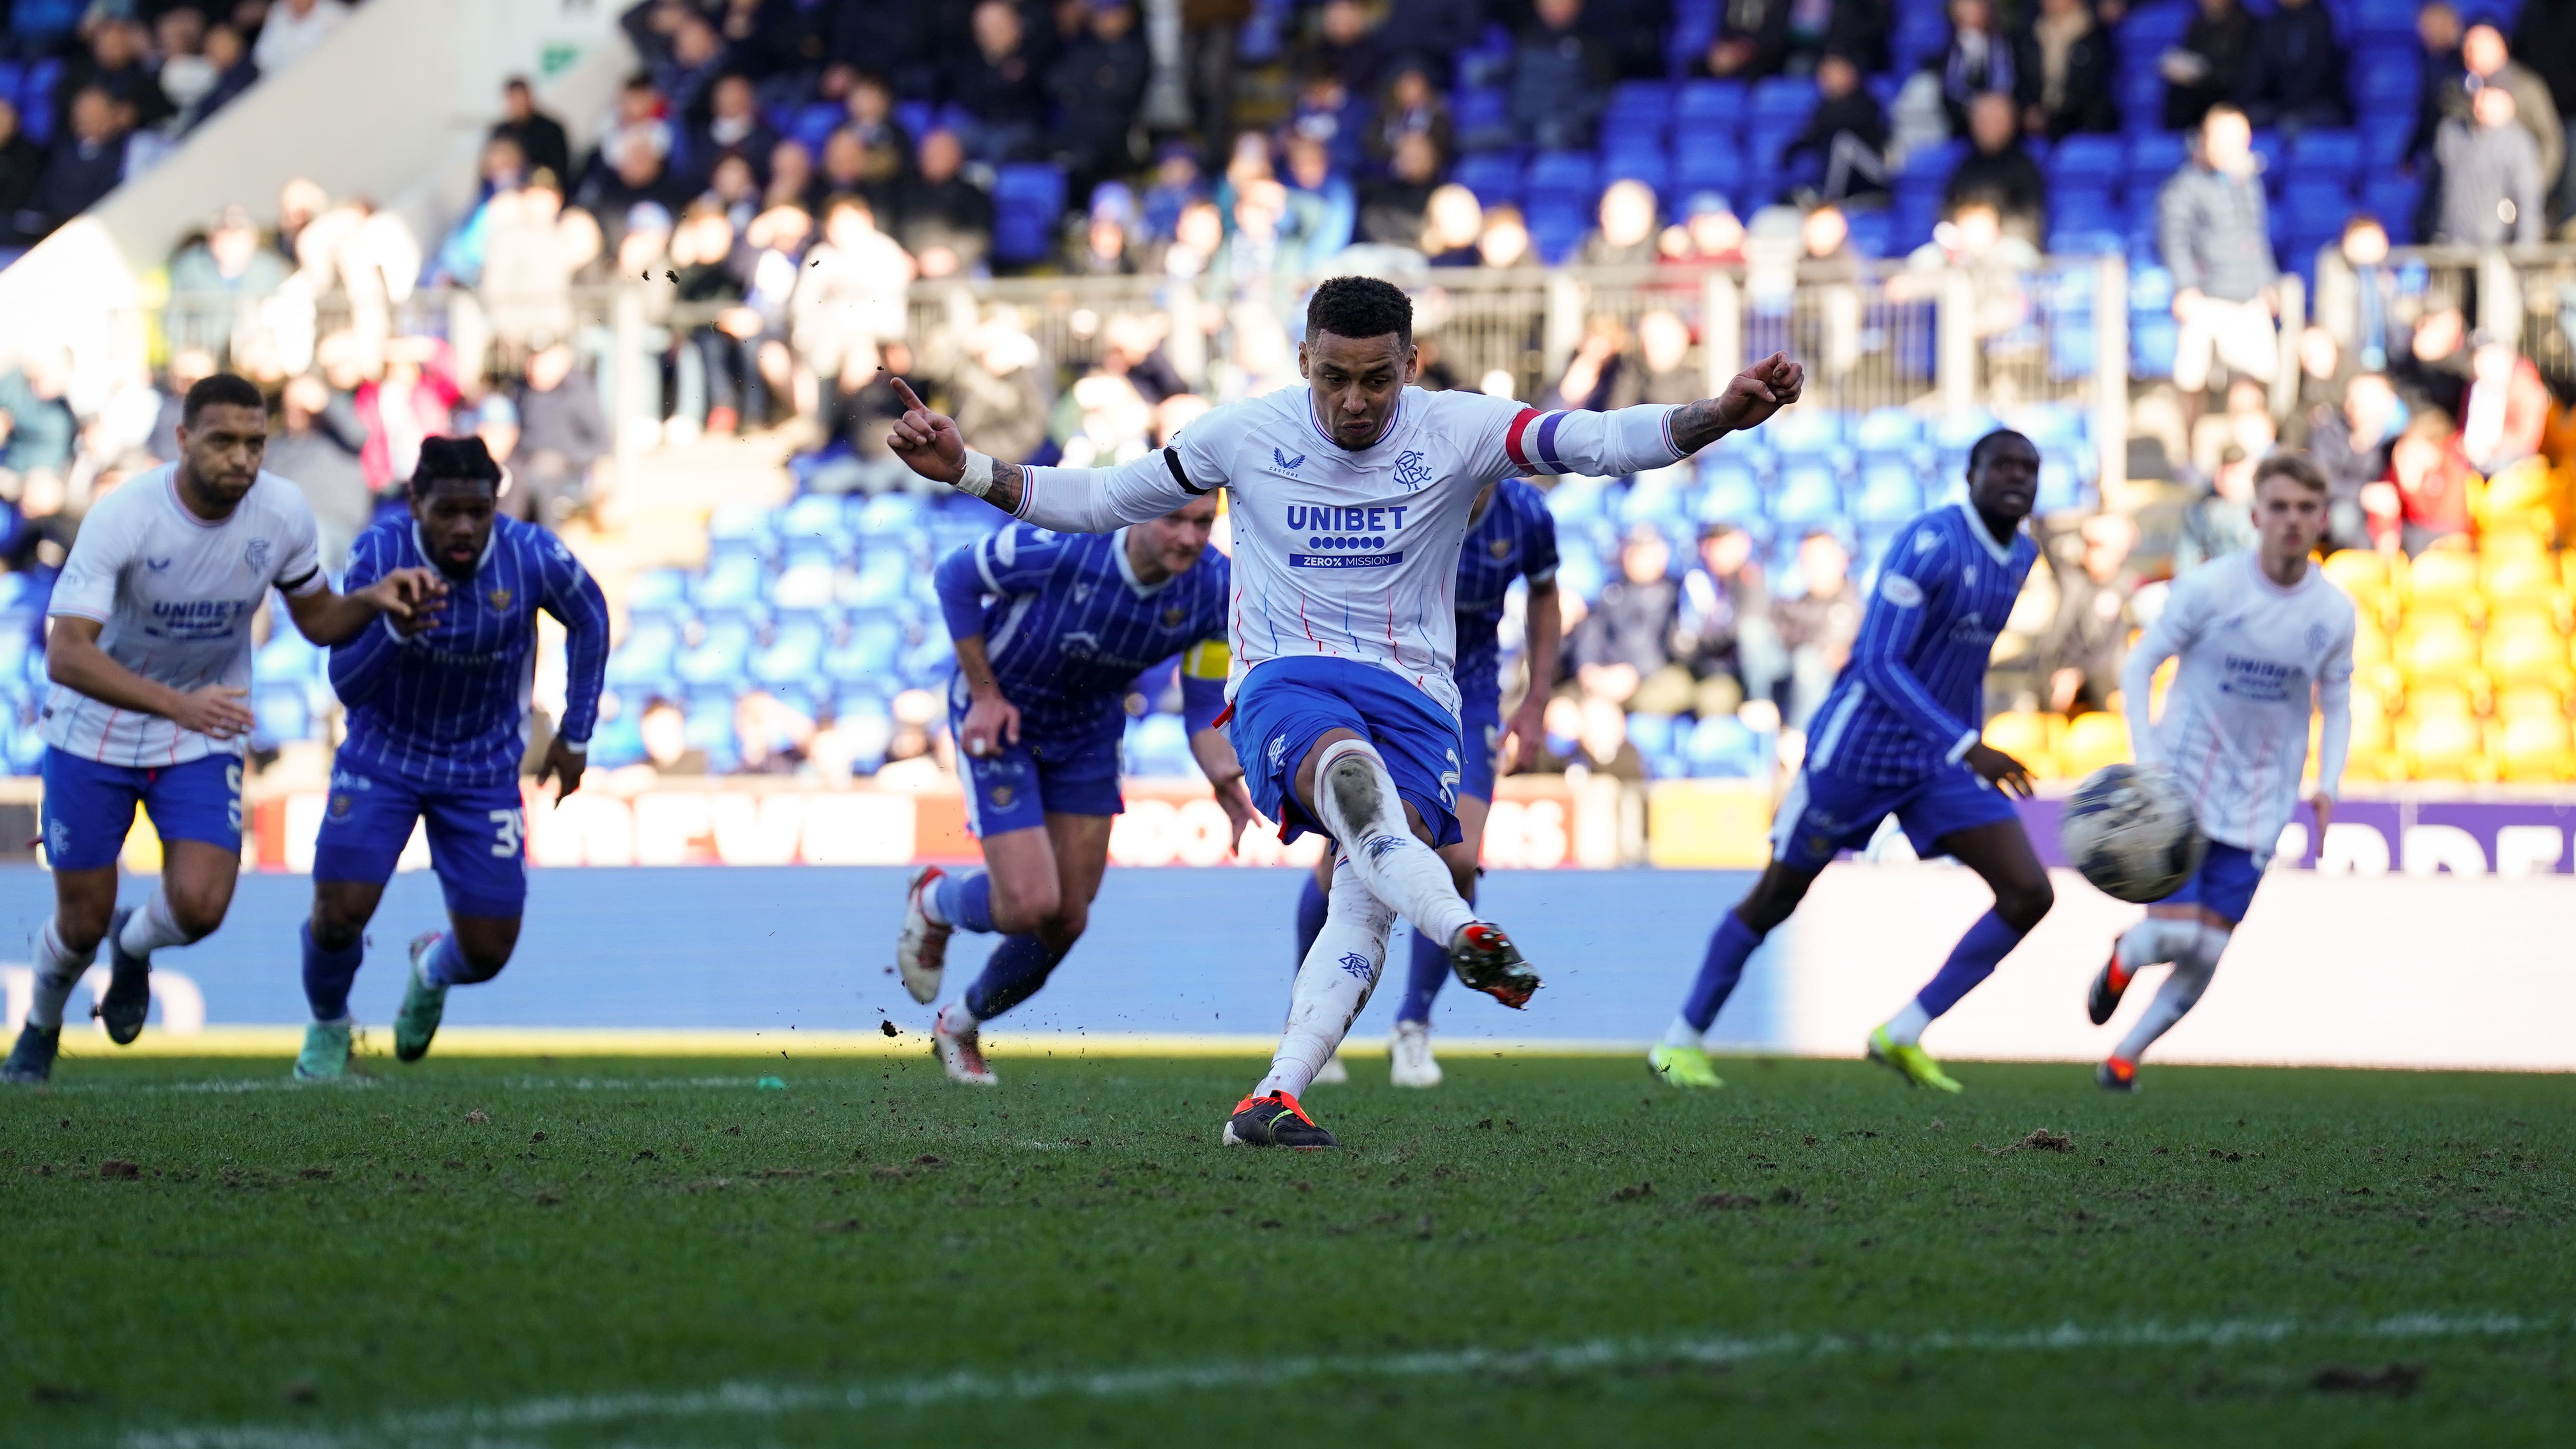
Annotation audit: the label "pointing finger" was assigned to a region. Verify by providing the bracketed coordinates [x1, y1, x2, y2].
[890, 376, 925, 413]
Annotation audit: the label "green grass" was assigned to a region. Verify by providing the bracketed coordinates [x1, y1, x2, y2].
[5, 1052, 2574, 1447]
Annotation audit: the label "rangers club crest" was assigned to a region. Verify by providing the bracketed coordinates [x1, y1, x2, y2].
[1393, 449, 1431, 491]
[244, 538, 272, 573]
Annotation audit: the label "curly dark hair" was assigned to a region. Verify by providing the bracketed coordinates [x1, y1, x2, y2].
[1305, 275, 1413, 350]
[409, 435, 506, 498]
[1967, 428, 2036, 472]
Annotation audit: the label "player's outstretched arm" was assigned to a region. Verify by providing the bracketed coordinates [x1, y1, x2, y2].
[44, 616, 255, 739]
[287, 566, 448, 647]
[1668, 353, 1808, 454]
[885, 378, 1199, 532]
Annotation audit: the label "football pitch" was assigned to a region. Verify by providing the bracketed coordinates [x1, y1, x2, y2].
[5, 1052, 2572, 1447]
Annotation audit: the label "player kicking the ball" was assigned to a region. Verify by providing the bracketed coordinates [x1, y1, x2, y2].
[1648, 431, 2049, 1094]
[2086, 452, 2352, 1090]
[890, 275, 1802, 1146]
[894, 493, 1257, 1084]
[291, 438, 609, 1080]
[1287, 477, 1561, 1088]
[2, 374, 443, 1085]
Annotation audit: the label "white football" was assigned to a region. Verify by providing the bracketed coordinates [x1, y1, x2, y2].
[2059, 763, 2207, 903]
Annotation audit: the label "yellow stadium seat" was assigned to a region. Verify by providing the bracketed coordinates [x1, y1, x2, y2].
[2495, 714, 2576, 782]
[1984, 711, 2059, 778]
[2493, 682, 2566, 725]
[2350, 617, 2392, 671]
[2477, 458, 2559, 537]
[2396, 618, 2482, 685]
[2406, 546, 2483, 620]
[2335, 686, 2402, 780]
[2481, 549, 2563, 614]
[2402, 712, 2493, 782]
[2058, 711, 2130, 778]
[2322, 549, 2398, 624]
[2405, 682, 2479, 722]
[2484, 608, 2571, 689]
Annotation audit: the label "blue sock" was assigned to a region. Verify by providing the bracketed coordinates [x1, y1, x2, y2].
[1682, 911, 1766, 1033]
[936, 870, 997, 934]
[1396, 882, 1471, 1024]
[964, 934, 1068, 1021]
[299, 920, 363, 1023]
[1293, 871, 1328, 970]
[1913, 910, 2028, 1020]
[421, 933, 471, 988]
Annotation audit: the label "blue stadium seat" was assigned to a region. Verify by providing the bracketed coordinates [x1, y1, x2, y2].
[1525, 149, 1597, 209]
[1685, 716, 1765, 778]
[675, 619, 757, 687]
[1852, 458, 1924, 525]
[823, 617, 902, 681]
[1695, 461, 1763, 526]
[681, 700, 740, 772]
[2287, 129, 2362, 177]
[1454, 151, 1523, 206]
[1674, 78, 1748, 129]
[606, 621, 680, 690]
[2050, 135, 2124, 187]
[1603, 80, 1672, 141]
[1597, 148, 1671, 196]
[2359, 174, 2420, 235]
[2351, 46, 2421, 106]
[1625, 712, 1679, 760]
[1750, 76, 1817, 122]
[252, 686, 311, 749]
[770, 559, 838, 610]
[1843, 210, 1891, 257]
[790, 103, 841, 153]
[1454, 86, 1511, 150]
[627, 568, 689, 610]
[1526, 203, 1587, 263]
[2005, 404, 2087, 450]
[1762, 407, 1845, 455]
[1899, 138, 1965, 180]
[1930, 410, 2003, 450]
[1122, 714, 1197, 778]
[992, 163, 1068, 265]
[2121, 2, 2192, 52]
[776, 493, 849, 549]
[2036, 449, 2092, 513]
[1850, 407, 1919, 452]
[2126, 132, 2187, 189]
[1671, 139, 1746, 196]
[2277, 175, 2355, 228]
[750, 618, 827, 687]
[1770, 463, 1842, 530]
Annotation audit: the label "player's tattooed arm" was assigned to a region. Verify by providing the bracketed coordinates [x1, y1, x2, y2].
[885, 376, 1031, 512]
[1669, 353, 1807, 454]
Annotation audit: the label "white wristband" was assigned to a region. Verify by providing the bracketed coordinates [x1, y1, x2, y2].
[958, 450, 996, 499]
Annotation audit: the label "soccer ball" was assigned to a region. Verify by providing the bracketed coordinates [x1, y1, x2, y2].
[2059, 763, 2206, 903]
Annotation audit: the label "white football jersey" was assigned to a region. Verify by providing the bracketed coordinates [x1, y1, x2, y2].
[2123, 550, 2356, 860]
[43, 465, 326, 766]
[1019, 385, 1685, 715]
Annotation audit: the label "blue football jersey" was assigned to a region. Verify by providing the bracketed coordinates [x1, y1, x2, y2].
[1804, 500, 2037, 785]
[329, 516, 610, 788]
[1451, 479, 1560, 708]
[942, 524, 1233, 743]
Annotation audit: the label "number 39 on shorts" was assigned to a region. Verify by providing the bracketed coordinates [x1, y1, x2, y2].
[489, 807, 526, 858]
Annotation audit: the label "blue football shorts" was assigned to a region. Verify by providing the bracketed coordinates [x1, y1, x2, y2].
[2155, 840, 2263, 923]
[1225, 656, 1464, 849]
[1456, 693, 1504, 803]
[310, 761, 530, 919]
[1769, 760, 2022, 872]
[40, 748, 242, 871]
[954, 711, 1124, 838]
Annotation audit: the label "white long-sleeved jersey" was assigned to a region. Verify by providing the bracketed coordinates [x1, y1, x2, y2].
[2122, 550, 2355, 862]
[1006, 385, 1685, 713]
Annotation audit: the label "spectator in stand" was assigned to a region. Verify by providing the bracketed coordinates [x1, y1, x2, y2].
[1097, 312, 1187, 405]
[2159, 104, 2279, 434]
[669, 204, 751, 434]
[2514, 0, 2576, 226]
[2317, 214, 2400, 370]
[355, 336, 462, 510]
[61, 16, 172, 134]
[479, 174, 586, 351]
[839, 72, 914, 213]
[1937, 0, 2017, 134]
[731, 691, 815, 777]
[2368, 411, 2476, 554]
[493, 77, 573, 190]
[1634, 308, 1702, 404]
[1214, 177, 1289, 290]
[2309, 370, 2401, 550]
[1697, 0, 1881, 81]
[1678, 523, 1773, 699]
[954, 0, 1047, 164]
[2434, 84, 2544, 245]
[166, 203, 290, 348]
[1380, 0, 1485, 85]
[703, 152, 762, 229]
[1371, 66, 1454, 173]
[263, 373, 370, 572]
[896, 129, 993, 280]
[1944, 89, 2045, 239]
[713, 0, 806, 88]
[634, 699, 711, 778]
[764, 139, 811, 213]
[1587, 0, 1683, 82]
[2161, 0, 2255, 132]
[2444, 24, 2564, 209]
[1510, 0, 1611, 151]
[2461, 335, 2550, 475]
[1764, 529, 1865, 726]
[179, 22, 259, 134]
[1573, 524, 1686, 709]
[1280, 133, 1356, 270]
[2042, 510, 2139, 713]
[651, 13, 728, 130]
[793, 194, 913, 425]
[2016, 0, 2120, 140]
[2407, 2, 2467, 174]
[1050, 0, 1151, 200]
[1658, 191, 1747, 266]
[1304, 0, 1381, 95]
[1478, 202, 1536, 268]
[1287, 70, 1366, 175]
[579, 134, 691, 251]
[1140, 142, 1206, 242]
[33, 86, 128, 235]
[1531, 693, 1650, 785]
[1419, 182, 1483, 264]
[2393, 295, 2469, 421]
[2175, 442, 2261, 572]
[512, 335, 612, 525]
[1072, 183, 1138, 274]
[1579, 178, 1661, 266]
[144, 349, 215, 463]
[697, 73, 780, 189]
[253, 0, 349, 76]
[953, 311, 1051, 464]
[0, 101, 43, 247]
[1784, 52, 1889, 202]
[153, 7, 215, 117]
[2234, 0, 2349, 132]
[588, 73, 675, 193]
[1358, 131, 1442, 248]
[0, 350, 77, 494]
[1544, 313, 1638, 411]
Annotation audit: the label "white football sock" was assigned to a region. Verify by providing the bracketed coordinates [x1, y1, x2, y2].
[1662, 1017, 1704, 1049]
[2116, 923, 2230, 1063]
[117, 890, 189, 958]
[2116, 917, 2190, 976]
[1310, 740, 1476, 947]
[25, 919, 92, 1031]
[1257, 855, 1395, 1100]
[938, 999, 980, 1034]
[1881, 999, 1933, 1047]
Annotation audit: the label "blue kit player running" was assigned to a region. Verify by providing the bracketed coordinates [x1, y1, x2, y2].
[1648, 430, 2052, 1095]
[291, 437, 609, 1081]
[895, 492, 1258, 1084]
[3, 373, 443, 1086]
[2085, 451, 2352, 1091]
[1288, 477, 1561, 1088]
[888, 274, 1805, 1146]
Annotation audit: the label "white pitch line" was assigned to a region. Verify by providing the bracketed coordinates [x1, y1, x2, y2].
[122, 1311, 2555, 1449]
